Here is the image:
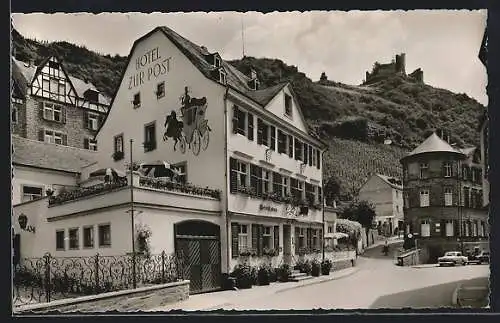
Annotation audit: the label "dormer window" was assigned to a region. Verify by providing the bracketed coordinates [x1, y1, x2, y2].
[219, 69, 227, 85]
[214, 56, 222, 68]
[248, 78, 260, 90]
[84, 89, 99, 103]
[284, 94, 293, 118]
[133, 92, 141, 109]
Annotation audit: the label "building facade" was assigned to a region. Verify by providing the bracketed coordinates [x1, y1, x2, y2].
[401, 132, 489, 263]
[11, 56, 110, 150]
[358, 174, 404, 236]
[13, 26, 327, 294]
[480, 113, 489, 207]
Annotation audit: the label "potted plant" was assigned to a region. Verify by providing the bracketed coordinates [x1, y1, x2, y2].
[112, 151, 124, 161]
[321, 259, 332, 275]
[311, 259, 321, 277]
[277, 263, 291, 282]
[299, 260, 312, 274]
[231, 263, 253, 289]
[257, 264, 271, 286]
[269, 267, 278, 282]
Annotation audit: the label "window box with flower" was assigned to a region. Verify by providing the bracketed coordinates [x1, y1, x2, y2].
[262, 247, 278, 257]
[112, 151, 124, 161]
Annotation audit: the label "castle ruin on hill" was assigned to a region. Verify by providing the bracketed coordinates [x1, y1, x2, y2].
[364, 53, 424, 85]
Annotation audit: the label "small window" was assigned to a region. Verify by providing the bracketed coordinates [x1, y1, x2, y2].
[69, 228, 79, 249]
[419, 163, 429, 179]
[420, 189, 430, 207]
[44, 130, 64, 145]
[98, 224, 111, 247]
[421, 219, 430, 237]
[327, 225, 333, 234]
[22, 185, 43, 202]
[11, 106, 18, 123]
[87, 112, 99, 130]
[114, 134, 124, 160]
[56, 230, 65, 250]
[235, 160, 248, 189]
[219, 70, 227, 85]
[443, 162, 452, 177]
[84, 138, 98, 151]
[171, 162, 187, 184]
[43, 103, 62, 122]
[238, 224, 249, 253]
[156, 82, 165, 99]
[284, 94, 293, 117]
[83, 226, 94, 248]
[214, 56, 221, 68]
[444, 187, 453, 206]
[298, 227, 305, 248]
[236, 109, 247, 136]
[133, 92, 141, 108]
[263, 226, 273, 249]
[144, 122, 156, 152]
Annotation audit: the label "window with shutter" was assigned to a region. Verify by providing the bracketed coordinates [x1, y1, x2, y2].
[247, 112, 254, 140]
[273, 172, 282, 195]
[229, 157, 238, 193]
[257, 118, 263, 144]
[232, 106, 239, 134]
[295, 227, 300, 254]
[277, 130, 286, 153]
[316, 150, 321, 169]
[273, 226, 279, 252]
[270, 126, 276, 150]
[288, 135, 294, 158]
[303, 143, 308, 164]
[252, 224, 259, 255]
[294, 138, 302, 161]
[250, 165, 262, 196]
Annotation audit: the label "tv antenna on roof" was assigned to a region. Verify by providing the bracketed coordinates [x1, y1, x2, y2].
[241, 15, 245, 58]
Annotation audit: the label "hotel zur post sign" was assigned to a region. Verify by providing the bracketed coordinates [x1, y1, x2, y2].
[129, 47, 172, 89]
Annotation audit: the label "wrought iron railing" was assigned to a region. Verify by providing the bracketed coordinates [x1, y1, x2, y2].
[48, 182, 128, 206]
[12, 251, 185, 307]
[138, 176, 221, 200]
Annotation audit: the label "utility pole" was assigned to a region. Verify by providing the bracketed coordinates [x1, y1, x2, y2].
[129, 139, 136, 289]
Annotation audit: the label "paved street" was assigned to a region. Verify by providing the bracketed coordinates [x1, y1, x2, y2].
[152, 244, 489, 311]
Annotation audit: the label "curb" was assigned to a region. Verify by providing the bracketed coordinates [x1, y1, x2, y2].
[451, 283, 462, 307]
[275, 267, 361, 294]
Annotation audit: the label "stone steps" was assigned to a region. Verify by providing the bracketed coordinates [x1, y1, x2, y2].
[289, 270, 314, 282]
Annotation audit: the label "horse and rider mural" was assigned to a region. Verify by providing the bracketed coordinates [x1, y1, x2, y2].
[163, 86, 211, 156]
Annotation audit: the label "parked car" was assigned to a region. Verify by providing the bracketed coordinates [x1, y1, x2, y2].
[468, 251, 490, 264]
[438, 251, 468, 266]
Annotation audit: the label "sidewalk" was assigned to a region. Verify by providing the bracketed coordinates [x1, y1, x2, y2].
[148, 266, 360, 312]
[364, 236, 403, 251]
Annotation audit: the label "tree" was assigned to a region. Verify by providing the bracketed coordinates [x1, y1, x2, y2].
[339, 200, 376, 238]
[324, 176, 341, 206]
[320, 72, 328, 82]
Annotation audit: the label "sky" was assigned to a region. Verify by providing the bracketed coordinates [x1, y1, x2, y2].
[12, 10, 488, 105]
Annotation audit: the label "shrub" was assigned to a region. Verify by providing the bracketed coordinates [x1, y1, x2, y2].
[321, 259, 332, 275]
[231, 263, 253, 289]
[257, 265, 271, 286]
[298, 260, 312, 274]
[311, 260, 321, 277]
[269, 267, 278, 282]
[277, 263, 291, 282]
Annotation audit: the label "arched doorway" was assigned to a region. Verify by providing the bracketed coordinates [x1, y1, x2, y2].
[174, 220, 221, 294]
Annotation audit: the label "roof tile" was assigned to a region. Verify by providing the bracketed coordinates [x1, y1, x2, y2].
[12, 135, 97, 173]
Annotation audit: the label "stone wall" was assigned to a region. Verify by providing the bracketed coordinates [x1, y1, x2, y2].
[24, 96, 104, 150]
[14, 280, 189, 314]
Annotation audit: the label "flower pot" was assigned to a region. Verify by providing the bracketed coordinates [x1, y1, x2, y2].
[311, 264, 321, 277]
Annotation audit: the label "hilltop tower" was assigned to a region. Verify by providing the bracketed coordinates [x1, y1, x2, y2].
[395, 53, 406, 75]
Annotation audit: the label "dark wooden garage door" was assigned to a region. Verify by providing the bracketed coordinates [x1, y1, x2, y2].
[174, 220, 221, 294]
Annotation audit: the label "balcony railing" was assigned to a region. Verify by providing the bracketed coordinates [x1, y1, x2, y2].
[48, 181, 128, 206]
[138, 176, 221, 200]
[234, 186, 322, 210]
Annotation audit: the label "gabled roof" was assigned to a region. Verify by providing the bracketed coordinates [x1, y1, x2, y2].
[12, 135, 97, 173]
[11, 57, 111, 104]
[159, 26, 252, 93]
[375, 174, 403, 190]
[245, 82, 288, 106]
[11, 58, 29, 97]
[459, 146, 477, 157]
[401, 132, 465, 162]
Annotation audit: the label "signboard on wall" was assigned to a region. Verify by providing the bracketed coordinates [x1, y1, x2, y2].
[128, 47, 172, 90]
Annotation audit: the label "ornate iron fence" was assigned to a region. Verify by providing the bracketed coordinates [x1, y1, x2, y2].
[12, 251, 185, 306]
